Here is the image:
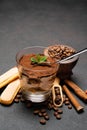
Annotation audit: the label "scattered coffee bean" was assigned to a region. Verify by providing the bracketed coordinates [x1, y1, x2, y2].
[38, 112, 43, 117]
[40, 118, 46, 125]
[43, 112, 47, 117]
[58, 109, 63, 114]
[40, 109, 46, 113]
[44, 115, 49, 120]
[53, 107, 59, 111]
[54, 112, 58, 116]
[14, 81, 74, 125]
[56, 114, 61, 120]
[14, 98, 19, 103]
[33, 109, 39, 115]
[65, 101, 70, 105]
[68, 104, 72, 109]
[65, 97, 69, 101]
[16, 94, 21, 99]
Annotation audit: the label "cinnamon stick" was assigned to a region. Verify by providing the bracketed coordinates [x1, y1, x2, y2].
[65, 79, 87, 102]
[63, 85, 84, 112]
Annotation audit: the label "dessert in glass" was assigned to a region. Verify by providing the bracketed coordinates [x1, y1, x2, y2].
[16, 46, 58, 103]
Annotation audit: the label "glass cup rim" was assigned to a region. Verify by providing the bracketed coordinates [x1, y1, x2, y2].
[16, 46, 58, 72]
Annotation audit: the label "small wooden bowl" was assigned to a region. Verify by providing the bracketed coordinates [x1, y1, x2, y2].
[44, 44, 79, 79]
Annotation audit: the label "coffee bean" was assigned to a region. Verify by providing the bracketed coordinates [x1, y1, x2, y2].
[56, 114, 61, 120]
[44, 115, 49, 120]
[55, 90, 60, 95]
[58, 109, 63, 114]
[18, 83, 74, 125]
[40, 118, 46, 125]
[40, 109, 46, 113]
[18, 89, 22, 94]
[47, 45, 75, 60]
[33, 109, 39, 115]
[65, 97, 69, 101]
[43, 112, 47, 117]
[53, 107, 59, 111]
[54, 112, 58, 116]
[16, 94, 21, 99]
[65, 101, 70, 105]
[68, 105, 72, 109]
[14, 98, 19, 103]
[38, 112, 43, 117]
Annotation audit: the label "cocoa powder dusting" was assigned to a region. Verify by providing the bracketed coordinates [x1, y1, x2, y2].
[19, 54, 58, 78]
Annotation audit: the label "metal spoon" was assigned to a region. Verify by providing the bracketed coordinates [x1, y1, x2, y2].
[58, 47, 87, 63]
[37, 48, 87, 66]
[43, 48, 87, 66]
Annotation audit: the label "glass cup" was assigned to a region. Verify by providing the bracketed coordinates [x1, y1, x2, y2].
[16, 46, 58, 103]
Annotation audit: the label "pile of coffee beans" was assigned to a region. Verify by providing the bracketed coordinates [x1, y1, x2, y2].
[47, 44, 76, 60]
[33, 108, 49, 125]
[14, 87, 73, 125]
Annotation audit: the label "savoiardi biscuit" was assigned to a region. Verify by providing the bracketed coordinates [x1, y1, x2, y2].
[0, 67, 19, 89]
[0, 79, 21, 105]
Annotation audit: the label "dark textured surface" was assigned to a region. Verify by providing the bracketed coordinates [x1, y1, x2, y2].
[0, 0, 87, 130]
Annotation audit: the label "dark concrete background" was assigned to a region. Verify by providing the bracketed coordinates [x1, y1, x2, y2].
[0, 0, 87, 130]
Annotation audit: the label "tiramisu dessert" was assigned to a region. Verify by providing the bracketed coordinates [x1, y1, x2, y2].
[16, 46, 58, 102]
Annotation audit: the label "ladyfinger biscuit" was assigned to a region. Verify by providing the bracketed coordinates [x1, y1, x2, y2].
[0, 67, 19, 88]
[0, 79, 21, 105]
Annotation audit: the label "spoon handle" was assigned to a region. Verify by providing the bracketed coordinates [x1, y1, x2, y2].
[59, 48, 87, 63]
